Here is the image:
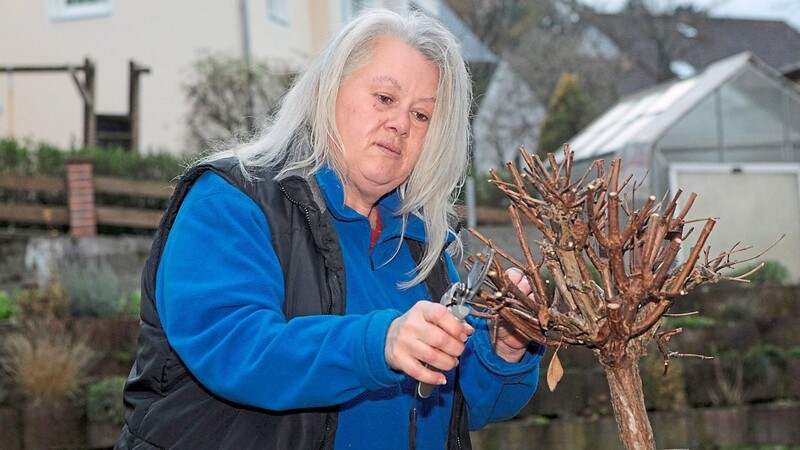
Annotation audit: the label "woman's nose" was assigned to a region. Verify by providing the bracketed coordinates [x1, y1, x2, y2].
[385, 111, 410, 136]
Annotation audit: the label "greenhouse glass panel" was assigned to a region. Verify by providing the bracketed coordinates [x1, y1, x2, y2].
[719, 68, 784, 148]
[725, 144, 785, 163]
[659, 92, 718, 150]
[786, 89, 800, 143]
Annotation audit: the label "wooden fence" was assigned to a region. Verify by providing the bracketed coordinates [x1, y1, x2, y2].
[0, 160, 175, 237]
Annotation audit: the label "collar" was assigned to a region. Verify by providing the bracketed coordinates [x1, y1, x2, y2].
[314, 165, 428, 243]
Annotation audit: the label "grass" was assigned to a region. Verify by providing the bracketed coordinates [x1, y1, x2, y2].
[1, 320, 96, 405]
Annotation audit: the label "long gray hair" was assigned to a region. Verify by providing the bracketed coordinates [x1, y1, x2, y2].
[208, 8, 472, 287]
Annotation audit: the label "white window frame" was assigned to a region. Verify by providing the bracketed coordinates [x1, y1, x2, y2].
[266, 0, 290, 26]
[47, 0, 113, 22]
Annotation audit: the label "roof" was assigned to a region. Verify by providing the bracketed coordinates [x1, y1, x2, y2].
[568, 51, 754, 161]
[783, 60, 800, 82]
[412, 1, 497, 65]
[584, 12, 800, 95]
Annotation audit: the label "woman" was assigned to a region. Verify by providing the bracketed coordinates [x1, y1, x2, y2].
[117, 8, 544, 449]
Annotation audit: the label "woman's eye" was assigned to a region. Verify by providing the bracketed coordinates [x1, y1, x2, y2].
[377, 94, 392, 104]
[413, 111, 429, 122]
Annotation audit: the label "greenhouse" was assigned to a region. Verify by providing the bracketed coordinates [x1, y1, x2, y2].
[566, 51, 800, 281]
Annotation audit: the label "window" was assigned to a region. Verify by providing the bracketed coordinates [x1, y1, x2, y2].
[47, 0, 113, 22]
[342, 0, 373, 21]
[267, 0, 290, 26]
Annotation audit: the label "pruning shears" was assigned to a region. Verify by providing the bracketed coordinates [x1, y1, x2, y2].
[416, 246, 496, 398]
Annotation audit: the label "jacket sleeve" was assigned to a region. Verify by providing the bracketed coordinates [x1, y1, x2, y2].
[458, 323, 545, 429]
[156, 172, 405, 411]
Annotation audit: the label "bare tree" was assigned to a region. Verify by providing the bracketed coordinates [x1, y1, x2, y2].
[568, 0, 723, 86]
[466, 146, 770, 449]
[506, 15, 620, 113]
[446, 1, 618, 169]
[184, 53, 293, 151]
[472, 61, 544, 171]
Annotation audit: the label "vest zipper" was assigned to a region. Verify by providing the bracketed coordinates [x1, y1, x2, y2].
[279, 182, 335, 315]
[319, 412, 333, 450]
[281, 180, 337, 448]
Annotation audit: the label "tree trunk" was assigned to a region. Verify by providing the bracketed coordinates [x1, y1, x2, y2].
[603, 361, 655, 450]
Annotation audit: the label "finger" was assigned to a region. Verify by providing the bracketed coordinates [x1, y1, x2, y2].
[416, 325, 466, 361]
[506, 267, 533, 296]
[506, 267, 524, 284]
[420, 302, 471, 343]
[414, 339, 461, 372]
[403, 357, 448, 386]
[385, 323, 454, 384]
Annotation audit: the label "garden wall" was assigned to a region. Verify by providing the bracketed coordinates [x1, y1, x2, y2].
[0, 233, 151, 293]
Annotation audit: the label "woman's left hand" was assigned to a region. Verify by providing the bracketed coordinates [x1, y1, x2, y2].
[491, 268, 534, 363]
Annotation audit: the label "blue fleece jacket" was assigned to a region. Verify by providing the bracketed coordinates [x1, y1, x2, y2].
[156, 167, 544, 449]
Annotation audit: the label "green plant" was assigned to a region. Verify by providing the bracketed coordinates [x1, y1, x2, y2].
[0, 320, 95, 405]
[536, 72, 593, 158]
[0, 139, 65, 176]
[0, 291, 17, 320]
[663, 314, 715, 329]
[118, 290, 141, 317]
[719, 301, 757, 322]
[86, 376, 127, 426]
[0, 138, 185, 181]
[727, 260, 790, 286]
[710, 347, 744, 406]
[60, 262, 121, 317]
[640, 346, 688, 412]
[14, 283, 71, 321]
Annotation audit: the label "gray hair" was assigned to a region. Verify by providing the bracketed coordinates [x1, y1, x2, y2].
[208, 8, 472, 287]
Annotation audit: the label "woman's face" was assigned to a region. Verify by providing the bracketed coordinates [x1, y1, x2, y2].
[334, 36, 440, 215]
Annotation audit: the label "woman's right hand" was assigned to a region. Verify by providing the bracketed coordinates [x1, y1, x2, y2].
[384, 301, 474, 386]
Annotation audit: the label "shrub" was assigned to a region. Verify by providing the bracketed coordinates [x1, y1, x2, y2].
[641, 347, 687, 412]
[0, 139, 65, 176]
[86, 376, 127, 426]
[727, 260, 790, 286]
[0, 291, 17, 320]
[60, 262, 121, 317]
[14, 283, 71, 321]
[0, 320, 95, 405]
[0, 138, 185, 181]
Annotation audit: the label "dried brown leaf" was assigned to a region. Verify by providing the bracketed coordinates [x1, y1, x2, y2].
[546, 350, 564, 391]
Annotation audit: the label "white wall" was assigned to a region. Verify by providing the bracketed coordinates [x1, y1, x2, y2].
[0, 0, 337, 154]
[669, 163, 800, 284]
[0, 0, 473, 156]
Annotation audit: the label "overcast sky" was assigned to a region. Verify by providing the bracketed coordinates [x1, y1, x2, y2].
[580, 0, 800, 31]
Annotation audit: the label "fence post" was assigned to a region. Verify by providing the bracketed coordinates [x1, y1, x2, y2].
[66, 159, 97, 238]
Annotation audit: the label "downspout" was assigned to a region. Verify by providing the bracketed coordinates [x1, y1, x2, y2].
[239, 0, 255, 131]
[239, 0, 252, 63]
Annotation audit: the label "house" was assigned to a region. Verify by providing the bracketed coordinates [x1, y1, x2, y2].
[579, 10, 800, 96]
[565, 52, 800, 282]
[0, 0, 450, 155]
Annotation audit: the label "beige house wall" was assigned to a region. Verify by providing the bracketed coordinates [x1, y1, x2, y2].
[0, 0, 421, 155]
